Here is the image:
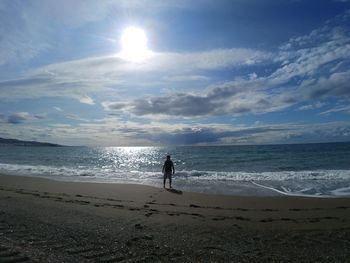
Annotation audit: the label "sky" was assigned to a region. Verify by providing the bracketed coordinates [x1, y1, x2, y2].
[0, 0, 350, 146]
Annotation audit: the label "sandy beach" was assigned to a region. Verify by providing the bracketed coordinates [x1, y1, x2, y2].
[0, 174, 349, 262]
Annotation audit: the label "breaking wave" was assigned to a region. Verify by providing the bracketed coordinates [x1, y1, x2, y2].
[1, 162, 349, 197]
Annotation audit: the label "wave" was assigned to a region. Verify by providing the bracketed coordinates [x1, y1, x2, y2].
[1, 162, 349, 197]
[174, 169, 350, 181]
[1, 162, 350, 180]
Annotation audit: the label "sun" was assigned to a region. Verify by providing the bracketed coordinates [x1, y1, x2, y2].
[118, 26, 152, 62]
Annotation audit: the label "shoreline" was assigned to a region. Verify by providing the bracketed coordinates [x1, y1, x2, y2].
[1, 173, 350, 262]
[3, 171, 350, 198]
[0, 171, 286, 197]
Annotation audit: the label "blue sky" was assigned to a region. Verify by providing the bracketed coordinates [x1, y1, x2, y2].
[0, 0, 350, 146]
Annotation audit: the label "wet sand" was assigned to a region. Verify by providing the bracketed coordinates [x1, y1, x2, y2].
[0, 174, 349, 262]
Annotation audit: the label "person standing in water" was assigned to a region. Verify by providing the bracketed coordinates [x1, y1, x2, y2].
[162, 155, 175, 189]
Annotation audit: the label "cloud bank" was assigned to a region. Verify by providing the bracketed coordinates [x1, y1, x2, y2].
[1, 3, 350, 146]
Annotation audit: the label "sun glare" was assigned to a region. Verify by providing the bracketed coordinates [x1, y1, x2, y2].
[118, 26, 152, 62]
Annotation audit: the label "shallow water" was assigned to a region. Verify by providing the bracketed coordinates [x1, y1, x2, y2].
[1, 142, 350, 196]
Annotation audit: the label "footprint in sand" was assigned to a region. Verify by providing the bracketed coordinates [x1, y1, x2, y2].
[234, 216, 250, 221]
[0, 245, 31, 262]
[260, 218, 274, 223]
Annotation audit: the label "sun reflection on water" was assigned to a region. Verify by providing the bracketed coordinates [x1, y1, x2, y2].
[100, 147, 164, 171]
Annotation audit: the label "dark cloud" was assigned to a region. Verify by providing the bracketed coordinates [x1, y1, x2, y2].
[219, 127, 287, 138]
[103, 63, 349, 117]
[103, 78, 278, 117]
[3, 112, 46, 124]
[153, 128, 221, 145]
[7, 112, 31, 124]
[131, 94, 219, 116]
[65, 114, 88, 122]
[134, 126, 289, 145]
[305, 71, 350, 99]
[116, 122, 350, 145]
[103, 102, 128, 110]
[104, 91, 278, 117]
[34, 114, 46, 119]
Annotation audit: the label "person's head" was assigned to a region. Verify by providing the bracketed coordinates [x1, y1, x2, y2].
[166, 155, 171, 160]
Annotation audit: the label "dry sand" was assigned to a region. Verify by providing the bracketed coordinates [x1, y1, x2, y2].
[0, 174, 349, 262]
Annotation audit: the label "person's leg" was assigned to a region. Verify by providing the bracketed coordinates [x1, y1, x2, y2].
[163, 173, 166, 188]
[169, 174, 172, 188]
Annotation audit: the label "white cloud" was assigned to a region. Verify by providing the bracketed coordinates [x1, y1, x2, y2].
[163, 75, 210, 82]
[0, 47, 271, 104]
[39, 48, 269, 76]
[0, 0, 223, 67]
[320, 105, 350, 115]
[78, 94, 95, 105]
[303, 70, 350, 99]
[0, 1, 51, 67]
[34, 113, 47, 119]
[25, 9, 348, 118]
[272, 27, 350, 85]
[0, 3, 349, 145]
[3, 22, 345, 120]
[65, 114, 89, 122]
[158, 49, 271, 71]
[53, 106, 63, 112]
[298, 102, 326, 111]
[101, 76, 292, 118]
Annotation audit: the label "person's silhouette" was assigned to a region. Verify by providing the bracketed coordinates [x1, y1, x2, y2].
[162, 155, 175, 189]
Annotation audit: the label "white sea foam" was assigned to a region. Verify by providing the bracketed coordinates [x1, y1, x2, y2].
[1, 162, 349, 197]
[174, 169, 350, 181]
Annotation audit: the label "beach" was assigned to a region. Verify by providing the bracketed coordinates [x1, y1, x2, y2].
[0, 174, 349, 262]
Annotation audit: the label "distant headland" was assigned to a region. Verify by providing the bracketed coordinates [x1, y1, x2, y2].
[0, 137, 62, 147]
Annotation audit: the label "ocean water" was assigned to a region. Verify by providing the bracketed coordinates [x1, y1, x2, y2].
[0, 143, 350, 197]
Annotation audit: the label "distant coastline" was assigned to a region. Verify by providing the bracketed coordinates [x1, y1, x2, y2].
[0, 137, 62, 147]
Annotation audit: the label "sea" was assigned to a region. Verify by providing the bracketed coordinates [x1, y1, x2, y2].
[1, 142, 350, 197]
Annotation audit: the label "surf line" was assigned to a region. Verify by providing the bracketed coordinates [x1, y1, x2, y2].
[250, 181, 333, 198]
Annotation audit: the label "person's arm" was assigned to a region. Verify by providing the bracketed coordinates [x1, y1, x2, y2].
[162, 163, 165, 173]
[172, 162, 175, 174]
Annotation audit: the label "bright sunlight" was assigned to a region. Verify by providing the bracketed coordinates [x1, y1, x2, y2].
[118, 26, 152, 62]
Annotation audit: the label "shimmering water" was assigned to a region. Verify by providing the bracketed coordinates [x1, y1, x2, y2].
[1, 142, 350, 196]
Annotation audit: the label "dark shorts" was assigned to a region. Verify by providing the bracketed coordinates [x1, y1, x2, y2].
[164, 171, 172, 179]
